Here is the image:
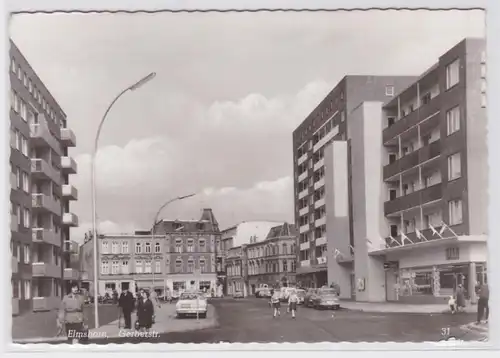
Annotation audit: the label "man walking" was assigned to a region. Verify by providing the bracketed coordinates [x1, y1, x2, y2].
[58, 282, 87, 344]
[118, 286, 135, 329]
[476, 282, 489, 324]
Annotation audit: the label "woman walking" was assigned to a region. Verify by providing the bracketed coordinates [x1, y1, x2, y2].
[288, 289, 299, 319]
[271, 289, 281, 318]
[456, 284, 466, 312]
[136, 290, 154, 332]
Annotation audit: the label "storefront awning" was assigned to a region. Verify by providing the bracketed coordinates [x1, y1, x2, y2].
[296, 265, 327, 275]
[368, 235, 487, 256]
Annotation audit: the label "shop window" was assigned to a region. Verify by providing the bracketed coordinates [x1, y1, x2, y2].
[199, 281, 211, 292]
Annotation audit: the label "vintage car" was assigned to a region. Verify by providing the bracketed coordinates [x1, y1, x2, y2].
[175, 292, 208, 318]
[233, 291, 244, 298]
[296, 289, 306, 305]
[255, 287, 272, 298]
[304, 288, 318, 307]
[310, 288, 340, 310]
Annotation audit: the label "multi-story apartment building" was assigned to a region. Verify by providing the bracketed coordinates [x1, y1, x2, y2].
[81, 209, 221, 296]
[293, 38, 487, 304]
[292, 75, 417, 290]
[226, 223, 298, 296]
[219, 221, 284, 295]
[9, 40, 79, 315]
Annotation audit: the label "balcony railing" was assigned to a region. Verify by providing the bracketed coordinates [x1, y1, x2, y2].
[11, 215, 18, 232]
[315, 236, 327, 246]
[61, 128, 76, 147]
[31, 158, 60, 184]
[62, 184, 78, 200]
[313, 126, 339, 152]
[30, 123, 62, 154]
[32, 193, 61, 216]
[384, 140, 441, 179]
[63, 240, 79, 254]
[384, 225, 464, 248]
[32, 296, 61, 312]
[300, 241, 310, 251]
[383, 96, 441, 143]
[300, 260, 311, 267]
[384, 183, 443, 215]
[61, 156, 77, 174]
[11, 257, 18, 274]
[314, 198, 325, 209]
[317, 256, 328, 265]
[298, 171, 308, 183]
[64, 268, 80, 280]
[63, 212, 79, 227]
[298, 188, 308, 200]
[297, 153, 308, 166]
[32, 262, 62, 278]
[299, 224, 310, 234]
[314, 177, 325, 190]
[315, 216, 326, 227]
[299, 206, 309, 217]
[313, 158, 325, 171]
[32, 228, 61, 246]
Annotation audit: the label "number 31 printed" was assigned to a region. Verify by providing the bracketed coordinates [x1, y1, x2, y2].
[441, 327, 451, 336]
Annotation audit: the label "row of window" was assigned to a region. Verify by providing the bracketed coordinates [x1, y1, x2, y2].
[10, 58, 66, 128]
[10, 201, 31, 228]
[10, 127, 29, 157]
[11, 166, 30, 193]
[246, 243, 296, 258]
[11, 242, 31, 264]
[11, 279, 31, 300]
[102, 239, 210, 254]
[11, 90, 36, 124]
[101, 258, 208, 275]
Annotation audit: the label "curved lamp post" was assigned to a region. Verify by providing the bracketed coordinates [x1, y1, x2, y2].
[91, 72, 156, 328]
[150, 194, 196, 293]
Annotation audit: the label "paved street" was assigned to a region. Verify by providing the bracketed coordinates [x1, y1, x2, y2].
[75, 297, 481, 344]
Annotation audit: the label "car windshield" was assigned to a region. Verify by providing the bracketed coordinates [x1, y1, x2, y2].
[180, 293, 199, 300]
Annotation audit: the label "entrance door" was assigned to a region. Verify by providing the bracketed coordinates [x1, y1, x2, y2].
[385, 269, 398, 301]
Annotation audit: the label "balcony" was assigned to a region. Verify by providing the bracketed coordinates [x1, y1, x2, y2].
[298, 188, 308, 200]
[32, 296, 61, 312]
[12, 298, 19, 315]
[32, 262, 62, 278]
[32, 228, 61, 246]
[384, 140, 441, 179]
[31, 158, 60, 184]
[317, 256, 328, 265]
[62, 184, 78, 200]
[32, 193, 61, 216]
[383, 96, 441, 143]
[298, 171, 308, 183]
[315, 216, 326, 227]
[299, 206, 309, 217]
[64, 268, 80, 280]
[314, 178, 325, 190]
[11, 257, 18, 274]
[384, 225, 463, 248]
[298, 153, 308, 166]
[61, 128, 76, 147]
[314, 158, 325, 171]
[63, 212, 79, 227]
[300, 241, 310, 251]
[61, 156, 77, 174]
[63, 240, 79, 254]
[11, 215, 18, 232]
[314, 126, 339, 152]
[316, 236, 327, 246]
[10, 172, 16, 190]
[384, 183, 443, 215]
[30, 123, 62, 154]
[314, 198, 325, 209]
[300, 260, 311, 267]
[299, 224, 310, 234]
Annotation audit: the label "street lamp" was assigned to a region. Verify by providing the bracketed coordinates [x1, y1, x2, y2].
[151, 194, 196, 293]
[91, 72, 156, 328]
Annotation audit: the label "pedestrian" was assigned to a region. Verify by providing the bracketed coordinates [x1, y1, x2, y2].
[118, 286, 135, 329]
[288, 289, 299, 319]
[137, 290, 155, 332]
[271, 289, 281, 318]
[448, 295, 457, 314]
[455, 284, 466, 312]
[57, 282, 87, 344]
[112, 289, 119, 305]
[150, 289, 161, 309]
[476, 282, 489, 324]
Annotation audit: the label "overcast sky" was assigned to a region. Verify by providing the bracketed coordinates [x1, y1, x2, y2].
[9, 10, 484, 243]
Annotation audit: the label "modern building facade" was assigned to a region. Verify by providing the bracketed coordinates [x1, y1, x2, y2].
[292, 75, 417, 290]
[9, 40, 79, 314]
[81, 209, 220, 296]
[226, 223, 298, 296]
[293, 38, 488, 303]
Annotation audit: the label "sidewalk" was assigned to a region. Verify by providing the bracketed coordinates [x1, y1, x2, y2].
[459, 321, 489, 341]
[340, 301, 477, 314]
[13, 303, 218, 344]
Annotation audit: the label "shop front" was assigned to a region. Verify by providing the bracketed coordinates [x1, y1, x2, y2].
[377, 236, 487, 304]
[165, 273, 217, 296]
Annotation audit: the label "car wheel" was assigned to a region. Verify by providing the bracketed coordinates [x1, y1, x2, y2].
[200, 312, 207, 319]
[176, 313, 183, 319]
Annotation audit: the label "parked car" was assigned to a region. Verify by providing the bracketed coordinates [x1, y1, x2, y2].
[310, 288, 340, 310]
[256, 288, 272, 298]
[304, 289, 318, 307]
[176, 292, 207, 318]
[233, 291, 244, 299]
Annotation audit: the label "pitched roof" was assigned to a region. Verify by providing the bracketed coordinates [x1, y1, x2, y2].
[266, 222, 297, 239]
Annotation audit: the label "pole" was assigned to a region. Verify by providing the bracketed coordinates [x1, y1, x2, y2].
[91, 72, 156, 328]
